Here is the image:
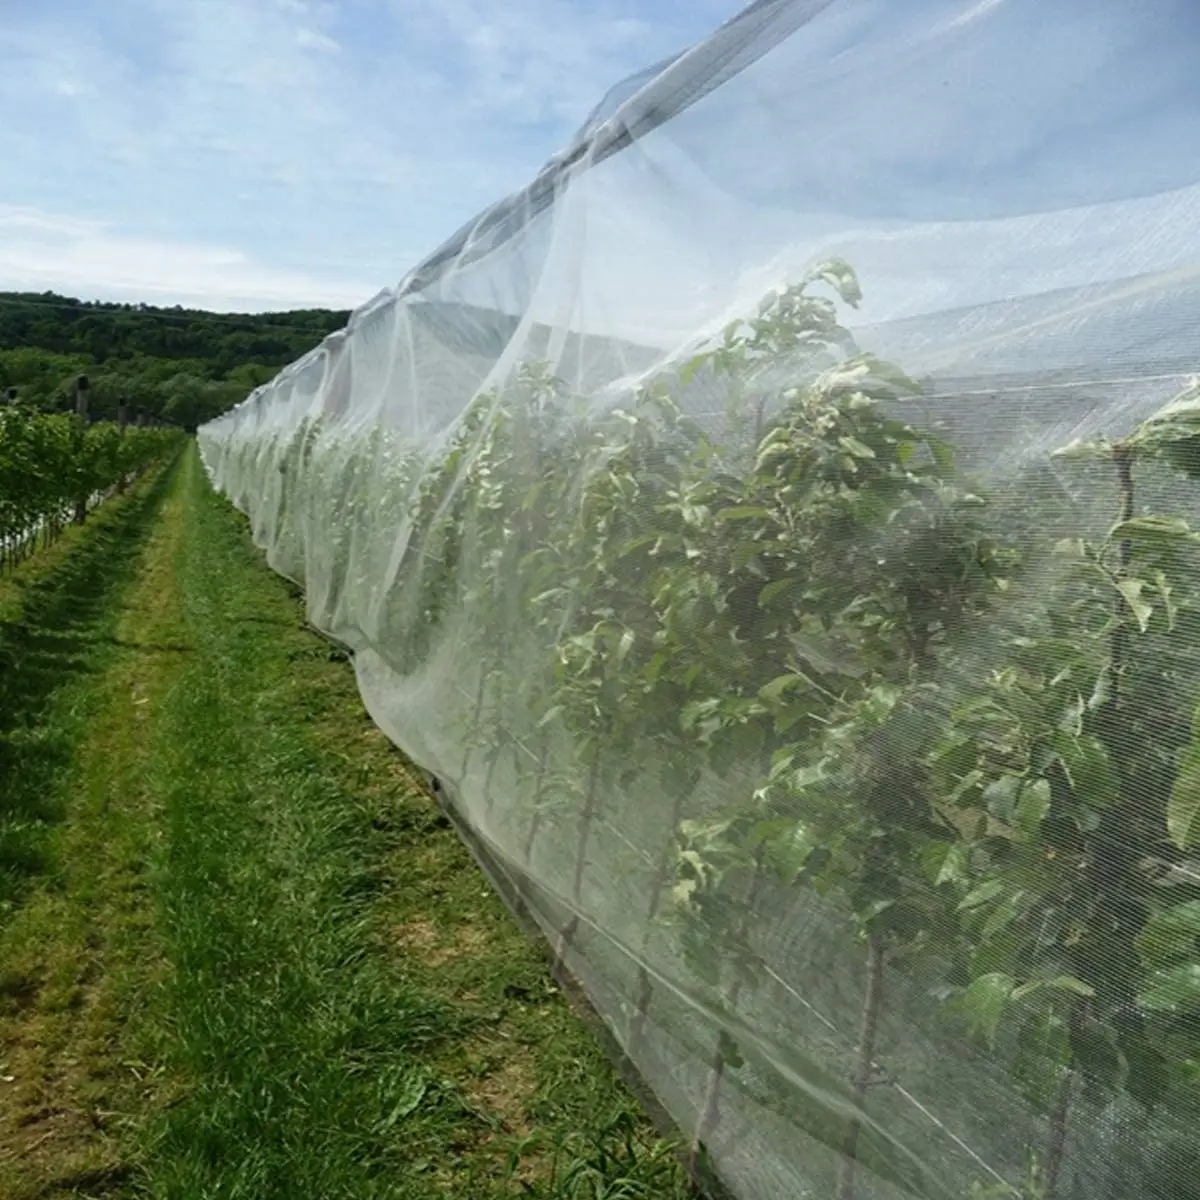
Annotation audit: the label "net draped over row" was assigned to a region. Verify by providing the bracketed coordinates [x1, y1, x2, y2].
[199, 1, 1200, 1196]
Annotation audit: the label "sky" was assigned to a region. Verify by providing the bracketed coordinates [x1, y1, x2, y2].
[0, 0, 743, 312]
[427, 0, 1200, 361]
[4, 0, 1199, 369]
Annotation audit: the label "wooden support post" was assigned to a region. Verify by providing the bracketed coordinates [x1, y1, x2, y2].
[117, 400, 130, 493]
[74, 374, 90, 523]
[75, 373, 90, 419]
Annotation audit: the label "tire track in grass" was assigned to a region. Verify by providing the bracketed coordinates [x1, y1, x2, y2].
[0, 465, 176, 912]
[0, 460, 188, 1198]
[4, 444, 694, 1198]
[141, 447, 693, 1199]
[140, 448, 531, 1198]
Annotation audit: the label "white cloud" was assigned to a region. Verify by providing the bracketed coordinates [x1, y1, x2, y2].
[296, 27, 342, 54]
[0, 205, 373, 312]
[389, 0, 703, 123]
[0, 0, 742, 307]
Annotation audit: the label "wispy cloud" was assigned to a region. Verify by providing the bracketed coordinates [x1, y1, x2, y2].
[0, 0, 741, 310]
[295, 27, 342, 54]
[388, 0, 670, 123]
[0, 206, 374, 312]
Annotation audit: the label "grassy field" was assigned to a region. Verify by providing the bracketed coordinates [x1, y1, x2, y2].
[0, 446, 693, 1199]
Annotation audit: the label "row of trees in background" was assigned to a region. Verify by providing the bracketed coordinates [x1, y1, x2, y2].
[0, 375, 184, 567]
[0, 292, 347, 431]
[208, 261, 1200, 1200]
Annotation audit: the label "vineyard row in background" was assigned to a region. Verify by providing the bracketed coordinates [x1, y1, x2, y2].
[1, 375, 185, 568]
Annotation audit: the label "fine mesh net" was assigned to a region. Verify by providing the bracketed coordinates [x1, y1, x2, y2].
[197, 2, 1200, 1196]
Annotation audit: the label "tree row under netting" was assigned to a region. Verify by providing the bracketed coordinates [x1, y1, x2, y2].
[199, 262, 1200, 1200]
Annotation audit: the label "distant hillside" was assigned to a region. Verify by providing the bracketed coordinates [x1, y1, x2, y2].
[0, 291, 350, 431]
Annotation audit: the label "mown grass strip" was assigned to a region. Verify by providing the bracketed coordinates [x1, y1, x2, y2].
[137, 446, 693, 1199]
[0, 462, 176, 915]
[1, 445, 692, 1198]
[0, 460, 186, 1199]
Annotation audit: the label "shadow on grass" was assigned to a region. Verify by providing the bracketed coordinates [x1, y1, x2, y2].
[103, 636, 193, 655]
[0, 464, 177, 911]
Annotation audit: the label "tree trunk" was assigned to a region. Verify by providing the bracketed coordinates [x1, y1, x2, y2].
[689, 1031, 735, 1181]
[1043, 1064, 1073, 1199]
[553, 750, 601, 973]
[629, 778, 689, 1055]
[522, 733, 550, 869]
[687, 849, 769, 1181]
[461, 665, 490, 779]
[835, 932, 886, 1200]
[481, 734, 505, 815]
[74, 376, 90, 525]
[117, 403, 130, 494]
[1108, 443, 1135, 709]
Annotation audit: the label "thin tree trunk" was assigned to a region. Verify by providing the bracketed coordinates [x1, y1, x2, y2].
[1050, 446, 1130, 1200]
[515, 732, 551, 941]
[835, 932, 886, 1200]
[553, 749, 601, 973]
[74, 376, 89, 524]
[689, 1030, 736, 1181]
[460, 665, 490, 779]
[522, 733, 550, 869]
[1043, 1069, 1073, 1199]
[687, 848, 769, 1181]
[629, 777, 689, 1055]
[1108, 443, 1135, 708]
[481, 734, 505, 815]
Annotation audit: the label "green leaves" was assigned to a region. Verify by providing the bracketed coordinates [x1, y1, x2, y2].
[1114, 577, 1154, 632]
[960, 973, 1094, 1050]
[958, 879, 1007, 913]
[1168, 738, 1200, 851]
[959, 972, 1015, 1048]
[0, 409, 180, 550]
[1053, 732, 1118, 809]
[1052, 435, 1111, 461]
[838, 435, 876, 460]
[1108, 515, 1200, 545]
[1126, 381, 1200, 477]
[1137, 902, 1200, 968]
[1139, 963, 1200, 1013]
[758, 674, 804, 705]
[803, 257, 863, 307]
[1010, 976, 1095, 1002]
[713, 505, 772, 523]
[923, 841, 968, 886]
[1016, 779, 1052, 836]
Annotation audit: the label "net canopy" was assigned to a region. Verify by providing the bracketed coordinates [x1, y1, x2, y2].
[198, 2, 1200, 1196]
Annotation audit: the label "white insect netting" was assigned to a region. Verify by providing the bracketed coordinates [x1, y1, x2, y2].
[198, 1, 1200, 1196]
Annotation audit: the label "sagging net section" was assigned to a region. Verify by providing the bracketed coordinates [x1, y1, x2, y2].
[199, 2, 1200, 1197]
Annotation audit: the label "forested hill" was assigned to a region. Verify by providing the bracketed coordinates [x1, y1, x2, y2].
[0, 292, 350, 430]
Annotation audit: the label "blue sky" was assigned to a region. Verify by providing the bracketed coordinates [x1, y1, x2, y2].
[5, 0, 1199, 347]
[0, 0, 742, 311]
[501, 0, 1200, 355]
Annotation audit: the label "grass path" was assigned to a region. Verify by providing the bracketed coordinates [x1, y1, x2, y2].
[0, 446, 691, 1199]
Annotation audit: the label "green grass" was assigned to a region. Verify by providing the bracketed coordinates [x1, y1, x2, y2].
[0, 444, 694, 1199]
[0, 466, 175, 912]
[0, 461, 186, 1197]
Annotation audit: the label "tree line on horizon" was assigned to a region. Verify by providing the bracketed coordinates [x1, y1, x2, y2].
[0, 291, 350, 432]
